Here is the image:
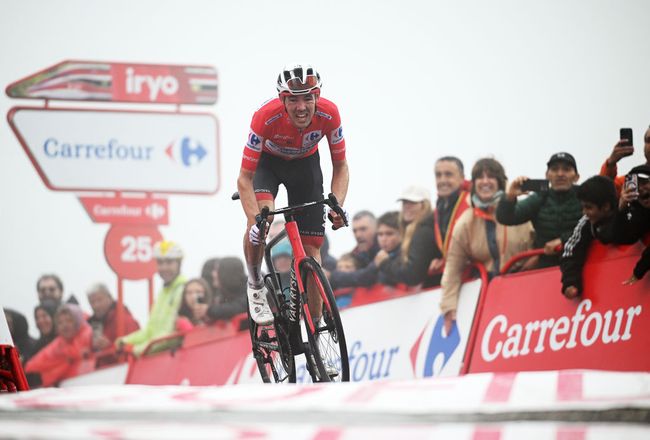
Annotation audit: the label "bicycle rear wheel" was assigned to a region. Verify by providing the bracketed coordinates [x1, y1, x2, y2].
[298, 257, 349, 382]
[248, 277, 296, 383]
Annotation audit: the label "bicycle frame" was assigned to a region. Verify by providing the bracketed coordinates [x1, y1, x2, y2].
[260, 194, 345, 333]
[263, 214, 319, 334]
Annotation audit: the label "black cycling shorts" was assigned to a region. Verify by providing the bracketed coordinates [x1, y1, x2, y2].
[253, 151, 325, 247]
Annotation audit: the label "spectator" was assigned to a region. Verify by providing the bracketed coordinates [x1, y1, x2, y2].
[600, 126, 650, 194]
[3, 308, 36, 364]
[116, 240, 187, 356]
[497, 152, 583, 268]
[32, 300, 58, 356]
[330, 211, 402, 289]
[398, 185, 432, 230]
[36, 274, 78, 307]
[614, 164, 650, 284]
[441, 158, 534, 333]
[86, 283, 139, 352]
[560, 176, 632, 299]
[176, 278, 213, 332]
[200, 258, 221, 298]
[336, 253, 358, 273]
[380, 156, 470, 287]
[349, 211, 380, 268]
[270, 240, 293, 294]
[207, 257, 248, 322]
[24, 304, 94, 388]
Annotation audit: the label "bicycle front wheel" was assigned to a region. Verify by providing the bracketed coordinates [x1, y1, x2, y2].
[298, 257, 349, 382]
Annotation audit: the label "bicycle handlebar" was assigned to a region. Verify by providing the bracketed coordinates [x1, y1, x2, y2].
[232, 191, 348, 233]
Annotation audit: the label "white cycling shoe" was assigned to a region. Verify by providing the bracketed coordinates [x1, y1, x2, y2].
[247, 285, 274, 326]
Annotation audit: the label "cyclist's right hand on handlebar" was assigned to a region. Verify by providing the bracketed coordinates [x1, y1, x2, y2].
[249, 222, 267, 246]
[327, 206, 349, 231]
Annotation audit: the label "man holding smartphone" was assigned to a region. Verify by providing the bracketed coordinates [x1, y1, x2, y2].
[496, 152, 582, 268]
[614, 164, 650, 285]
[600, 126, 650, 194]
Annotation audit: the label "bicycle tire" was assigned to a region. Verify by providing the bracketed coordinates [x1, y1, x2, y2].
[298, 257, 349, 382]
[248, 277, 296, 383]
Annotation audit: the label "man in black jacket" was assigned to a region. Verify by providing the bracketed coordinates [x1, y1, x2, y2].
[615, 164, 650, 284]
[497, 152, 582, 268]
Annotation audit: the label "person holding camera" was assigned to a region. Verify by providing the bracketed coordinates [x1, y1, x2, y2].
[614, 164, 650, 285]
[496, 152, 583, 268]
[176, 278, 213, 332]
[600, 126, 650, 194]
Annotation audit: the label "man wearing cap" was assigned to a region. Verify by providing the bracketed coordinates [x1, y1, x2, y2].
[116, 240, 187, 356]
[497, 152, 582, 268]
[600, 126, 650, 194]
[614, 164, 650, 284]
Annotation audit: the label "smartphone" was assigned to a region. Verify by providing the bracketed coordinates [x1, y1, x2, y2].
[619, 128, 633, 147]
[625, 173, 639, 198]
[521, 179, 549, 193]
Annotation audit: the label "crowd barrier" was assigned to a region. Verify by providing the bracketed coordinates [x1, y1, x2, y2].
[467, 242, 650, 373]
[55, 242, 648, 387]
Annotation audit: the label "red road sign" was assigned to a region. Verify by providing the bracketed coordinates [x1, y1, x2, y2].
[104, 225, 163, 280]
[80, 196, 168, 225]
[5, 60, 218, 104]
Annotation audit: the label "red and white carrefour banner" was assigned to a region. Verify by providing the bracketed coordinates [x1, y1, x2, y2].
[468, 243, 650, 373]
[122, 281, 483, 386]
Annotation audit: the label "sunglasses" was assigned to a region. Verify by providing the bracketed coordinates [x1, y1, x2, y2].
[286, 75, 319, 92]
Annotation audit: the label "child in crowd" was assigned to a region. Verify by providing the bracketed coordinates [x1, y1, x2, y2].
[336, 253, 358, 273]
[560, 175, 636, 298]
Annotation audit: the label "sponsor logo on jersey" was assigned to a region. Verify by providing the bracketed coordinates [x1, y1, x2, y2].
[246, 131, 262, 152]
[302, 130, 323, 148]
[331, 126, 344, 145]
[273, 134, 293, 144]
[265, 140, 315, 157]
[315, 110, 332, 120]
[265, 113, 283, 125]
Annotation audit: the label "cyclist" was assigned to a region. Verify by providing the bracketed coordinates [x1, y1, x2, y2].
[237, 63, 350, 325]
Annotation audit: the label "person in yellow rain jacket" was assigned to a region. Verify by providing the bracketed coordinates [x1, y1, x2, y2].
[116, 240, 187, 356]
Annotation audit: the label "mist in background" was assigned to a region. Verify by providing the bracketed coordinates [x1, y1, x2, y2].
[1, 0, 649, 336]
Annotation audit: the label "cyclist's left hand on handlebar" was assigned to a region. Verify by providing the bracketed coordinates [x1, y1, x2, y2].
[327, 207, 349, 230]
[249, 222, 267, 246]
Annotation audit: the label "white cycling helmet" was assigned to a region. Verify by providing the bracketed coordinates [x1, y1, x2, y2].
[276, 63, 322, 96]
[153, 240, 183, 260]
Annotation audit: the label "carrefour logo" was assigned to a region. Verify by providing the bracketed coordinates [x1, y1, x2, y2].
[410, 315, 460, 378]
[43, 138, 154, 161]
[246, 131, 262, 152]
[165, 137, 207, 167]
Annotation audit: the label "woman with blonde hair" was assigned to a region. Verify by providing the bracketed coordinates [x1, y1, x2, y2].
[378, 185, 435, 286]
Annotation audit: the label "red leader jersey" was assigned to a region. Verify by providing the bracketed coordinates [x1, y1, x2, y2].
[241, 97, 346, 172]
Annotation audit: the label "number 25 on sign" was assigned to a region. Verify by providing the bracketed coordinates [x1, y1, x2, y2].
[104, 225, 163, 280]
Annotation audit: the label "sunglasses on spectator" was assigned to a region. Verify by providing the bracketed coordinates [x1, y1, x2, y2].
[38, 286, 58, 293]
